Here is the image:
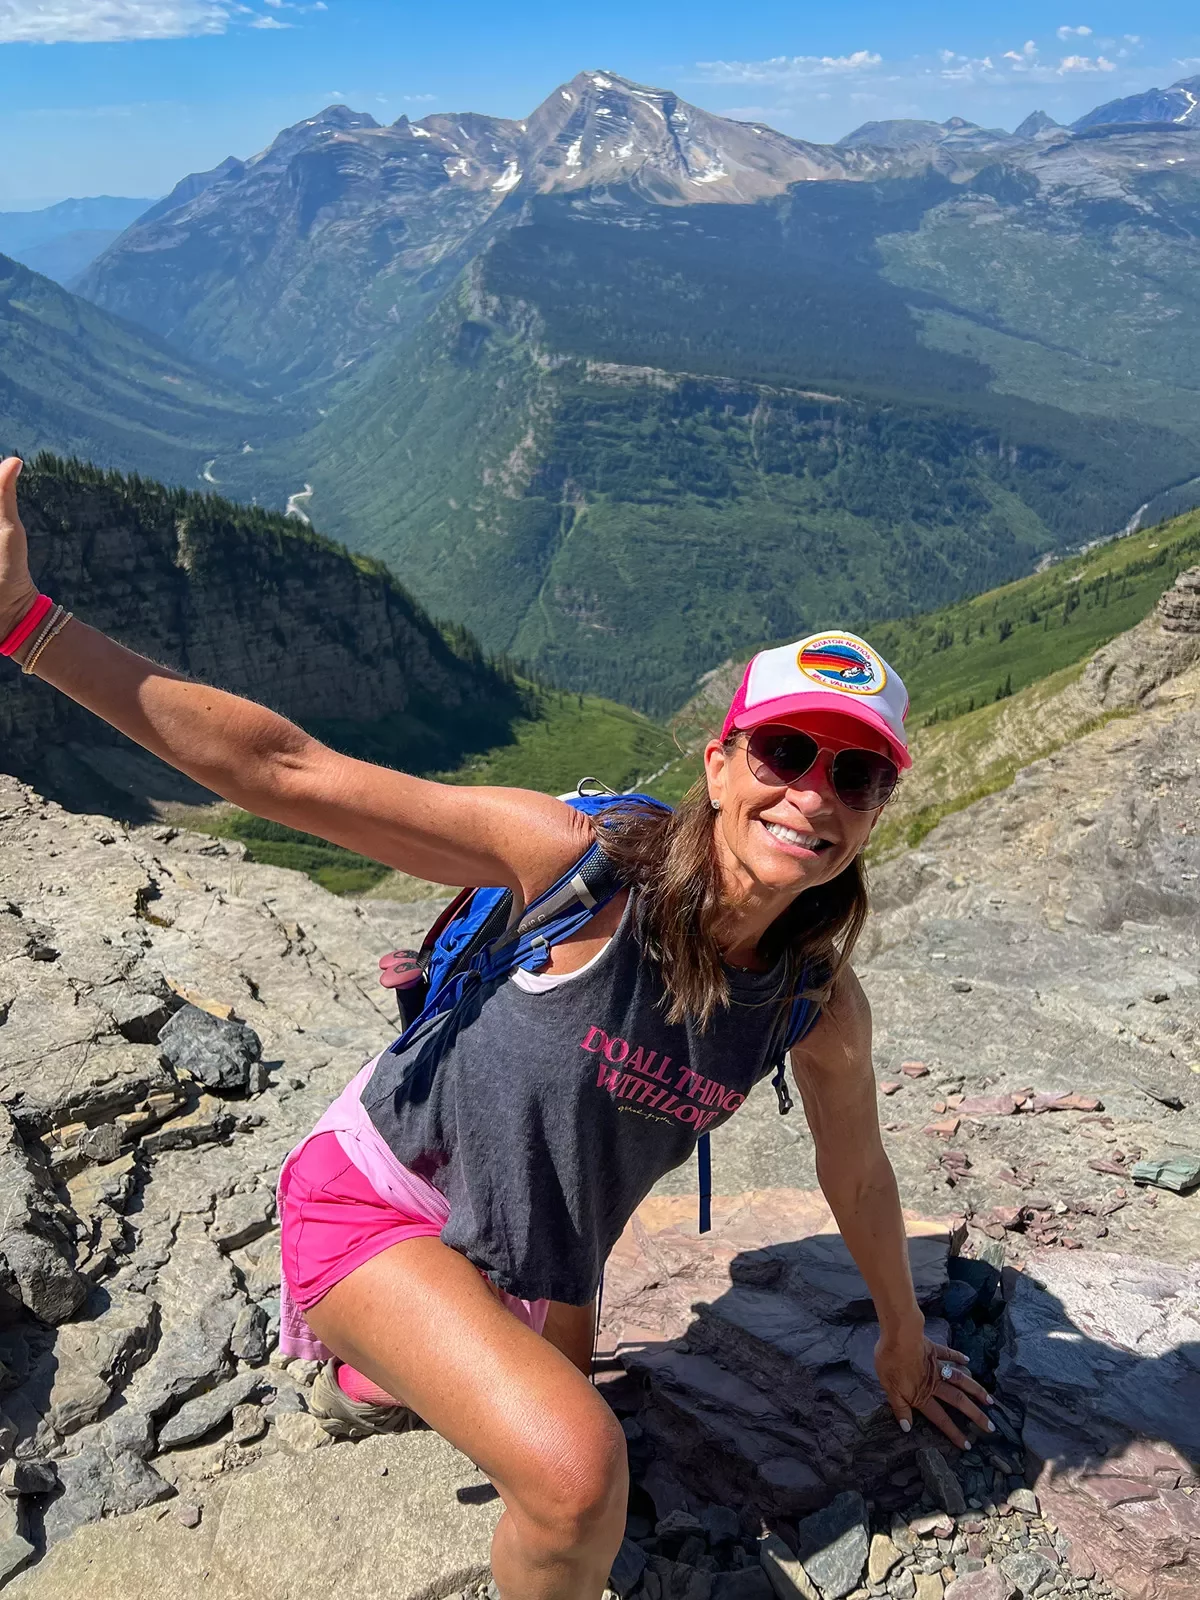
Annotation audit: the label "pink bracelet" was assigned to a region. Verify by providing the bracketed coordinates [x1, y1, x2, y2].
[0, 594, 53, 658]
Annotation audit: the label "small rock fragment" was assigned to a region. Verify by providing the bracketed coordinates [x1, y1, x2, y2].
[914, 1577, 943, 1600]
[795, 1491, 868, 1600]
[177, 1502, 202, 1528]
[918, 1449, 968, 1516]
[999, 1552, 1054, 1596]
[158, 1005, 262, 1095]
[156, 1371, 261, 1449]
[760, 1532, 821, 1600]
[1129, 1155, 1200, 1194]
[230, 1402, 267, 1446]
[869, 1534, 903, 1584]
[923, 1118, 961, 1139]
[901, 1062, 930, 1079]
[271, 1410, 331, 1452]
[943, 1570, 1012, 1600]
[1006, 1489, 1038, 1517]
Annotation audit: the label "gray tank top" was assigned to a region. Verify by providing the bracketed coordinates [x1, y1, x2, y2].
[362, 893, 796, 1306]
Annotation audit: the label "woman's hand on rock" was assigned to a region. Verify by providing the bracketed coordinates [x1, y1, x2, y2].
[0, 458, 38, 641]
[875, 1331, 995, 1450]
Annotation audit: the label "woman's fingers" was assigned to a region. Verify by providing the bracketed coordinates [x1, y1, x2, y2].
[933, 1378, 994, 1436]
[918, 1394, 971, 1451]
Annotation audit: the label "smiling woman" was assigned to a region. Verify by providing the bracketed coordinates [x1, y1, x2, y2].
[0, 443, 997, 1598]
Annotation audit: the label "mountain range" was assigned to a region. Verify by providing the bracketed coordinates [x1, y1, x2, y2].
[9, 67, 1200, 713]
[0, 197, 153, 286]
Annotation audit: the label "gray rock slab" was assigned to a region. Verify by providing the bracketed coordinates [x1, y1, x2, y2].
[210, 1189, 275, 1252]
[10, 1433, 502, 1600]
[42, 1442, 173, 1544]
[917, 1449, 967, 1517]
[794, 1491, 869, 1600]
[155, 1370, 262, 1449]
[0, 1105, 85, 1325]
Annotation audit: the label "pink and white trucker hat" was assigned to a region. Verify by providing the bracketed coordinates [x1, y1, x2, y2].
[720, 631, 912, 770]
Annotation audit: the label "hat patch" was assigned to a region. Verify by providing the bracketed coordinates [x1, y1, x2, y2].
[798, 636, 887, 697]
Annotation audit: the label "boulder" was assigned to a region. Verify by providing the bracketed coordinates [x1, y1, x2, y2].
[157, 1007, 262, 1096]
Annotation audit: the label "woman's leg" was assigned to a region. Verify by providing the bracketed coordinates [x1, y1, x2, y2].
[305, 1238, 627, 1600]
[541, 1298, 597, 1377]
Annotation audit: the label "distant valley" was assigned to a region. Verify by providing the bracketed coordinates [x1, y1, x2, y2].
[7, 68, 1200, 713]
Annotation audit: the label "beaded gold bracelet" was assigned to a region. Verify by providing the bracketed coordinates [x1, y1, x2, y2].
[22, 607, 72, 676]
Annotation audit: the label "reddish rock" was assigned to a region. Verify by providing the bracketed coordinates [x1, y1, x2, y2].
[923, 1118, 961, 1138]
[901, 1062, 930, 1078]
[1031, 1092, 1104, 1113]
[944, 1569, 1013, 1600]
[999, 1248, 1200, 1599]
[956, 1095, 1019, 1117]
[880, 1081, 903, 1096]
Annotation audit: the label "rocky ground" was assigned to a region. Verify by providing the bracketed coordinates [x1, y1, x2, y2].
[0, 582, 1195, 1596]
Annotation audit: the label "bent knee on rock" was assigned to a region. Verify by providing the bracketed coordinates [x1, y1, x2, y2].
[508, 1408, 628, 1550]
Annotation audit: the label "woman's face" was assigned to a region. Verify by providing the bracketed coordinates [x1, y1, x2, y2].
[703, 711, 893, 898]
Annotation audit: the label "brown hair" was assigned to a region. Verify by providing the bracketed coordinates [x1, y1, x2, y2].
[593, 739, 871, 1027]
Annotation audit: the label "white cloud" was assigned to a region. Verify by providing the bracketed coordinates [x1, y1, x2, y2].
[694, 51, 883, 86]
[1058, 53, 1115, 72]
[1057, 24, 1093, 39]
[0, 0, 301, 42]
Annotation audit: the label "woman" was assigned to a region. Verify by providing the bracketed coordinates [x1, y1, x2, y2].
[0, 457, 991, 1600]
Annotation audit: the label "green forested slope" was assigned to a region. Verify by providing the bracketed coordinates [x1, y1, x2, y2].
[645, 508, 1200, 804]
[241, 179, 1198, 717]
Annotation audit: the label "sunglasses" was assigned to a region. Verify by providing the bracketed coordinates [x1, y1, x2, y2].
[744, 725, 900, 812]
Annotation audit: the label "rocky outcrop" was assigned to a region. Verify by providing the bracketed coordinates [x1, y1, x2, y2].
[597, 1190, 960, 1519]
[0, 458, 523, 796]
[0, 613, 1196, 1594]
[1083, 566, 1200, 708]
[998, 1249, 1199, 1600]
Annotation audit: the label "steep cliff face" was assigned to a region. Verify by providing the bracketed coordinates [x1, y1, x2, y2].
[0, 456, 525, 799]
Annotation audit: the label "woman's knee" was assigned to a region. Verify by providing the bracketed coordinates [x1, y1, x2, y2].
[511, 1404, 628, 1550]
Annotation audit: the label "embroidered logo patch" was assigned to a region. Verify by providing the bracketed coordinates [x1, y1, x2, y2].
[798, 635, 887, 696]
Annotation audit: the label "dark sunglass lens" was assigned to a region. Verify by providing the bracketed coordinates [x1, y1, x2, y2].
[831, 749, 899, 810]
[747, 728, 819, 784]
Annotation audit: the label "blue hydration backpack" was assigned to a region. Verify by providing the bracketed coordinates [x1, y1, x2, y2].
[382, 784, 817, 1232]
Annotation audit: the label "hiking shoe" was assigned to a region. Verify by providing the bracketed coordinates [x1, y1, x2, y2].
[309, 1361, 422, 1440]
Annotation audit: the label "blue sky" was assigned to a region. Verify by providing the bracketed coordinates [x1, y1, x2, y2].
[3, 0, 1200, 205]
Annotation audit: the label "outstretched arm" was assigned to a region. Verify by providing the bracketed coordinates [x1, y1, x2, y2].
[0, 457, 587, 896]
[790, 967, 994, 1447]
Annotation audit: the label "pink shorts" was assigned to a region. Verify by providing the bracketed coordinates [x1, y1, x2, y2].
[279, 1131, 445, 1313]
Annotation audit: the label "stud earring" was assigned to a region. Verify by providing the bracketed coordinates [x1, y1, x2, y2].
[711, 799, 720, 812]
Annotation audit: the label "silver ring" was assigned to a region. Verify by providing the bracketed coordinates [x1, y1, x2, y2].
[940, 1362, 959, 1382]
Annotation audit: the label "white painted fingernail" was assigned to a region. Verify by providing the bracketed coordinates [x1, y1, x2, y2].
[987, 1419, 996, 1432]
[961, 1440, 973, 1451]
[899, 1419, 911, 1433]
